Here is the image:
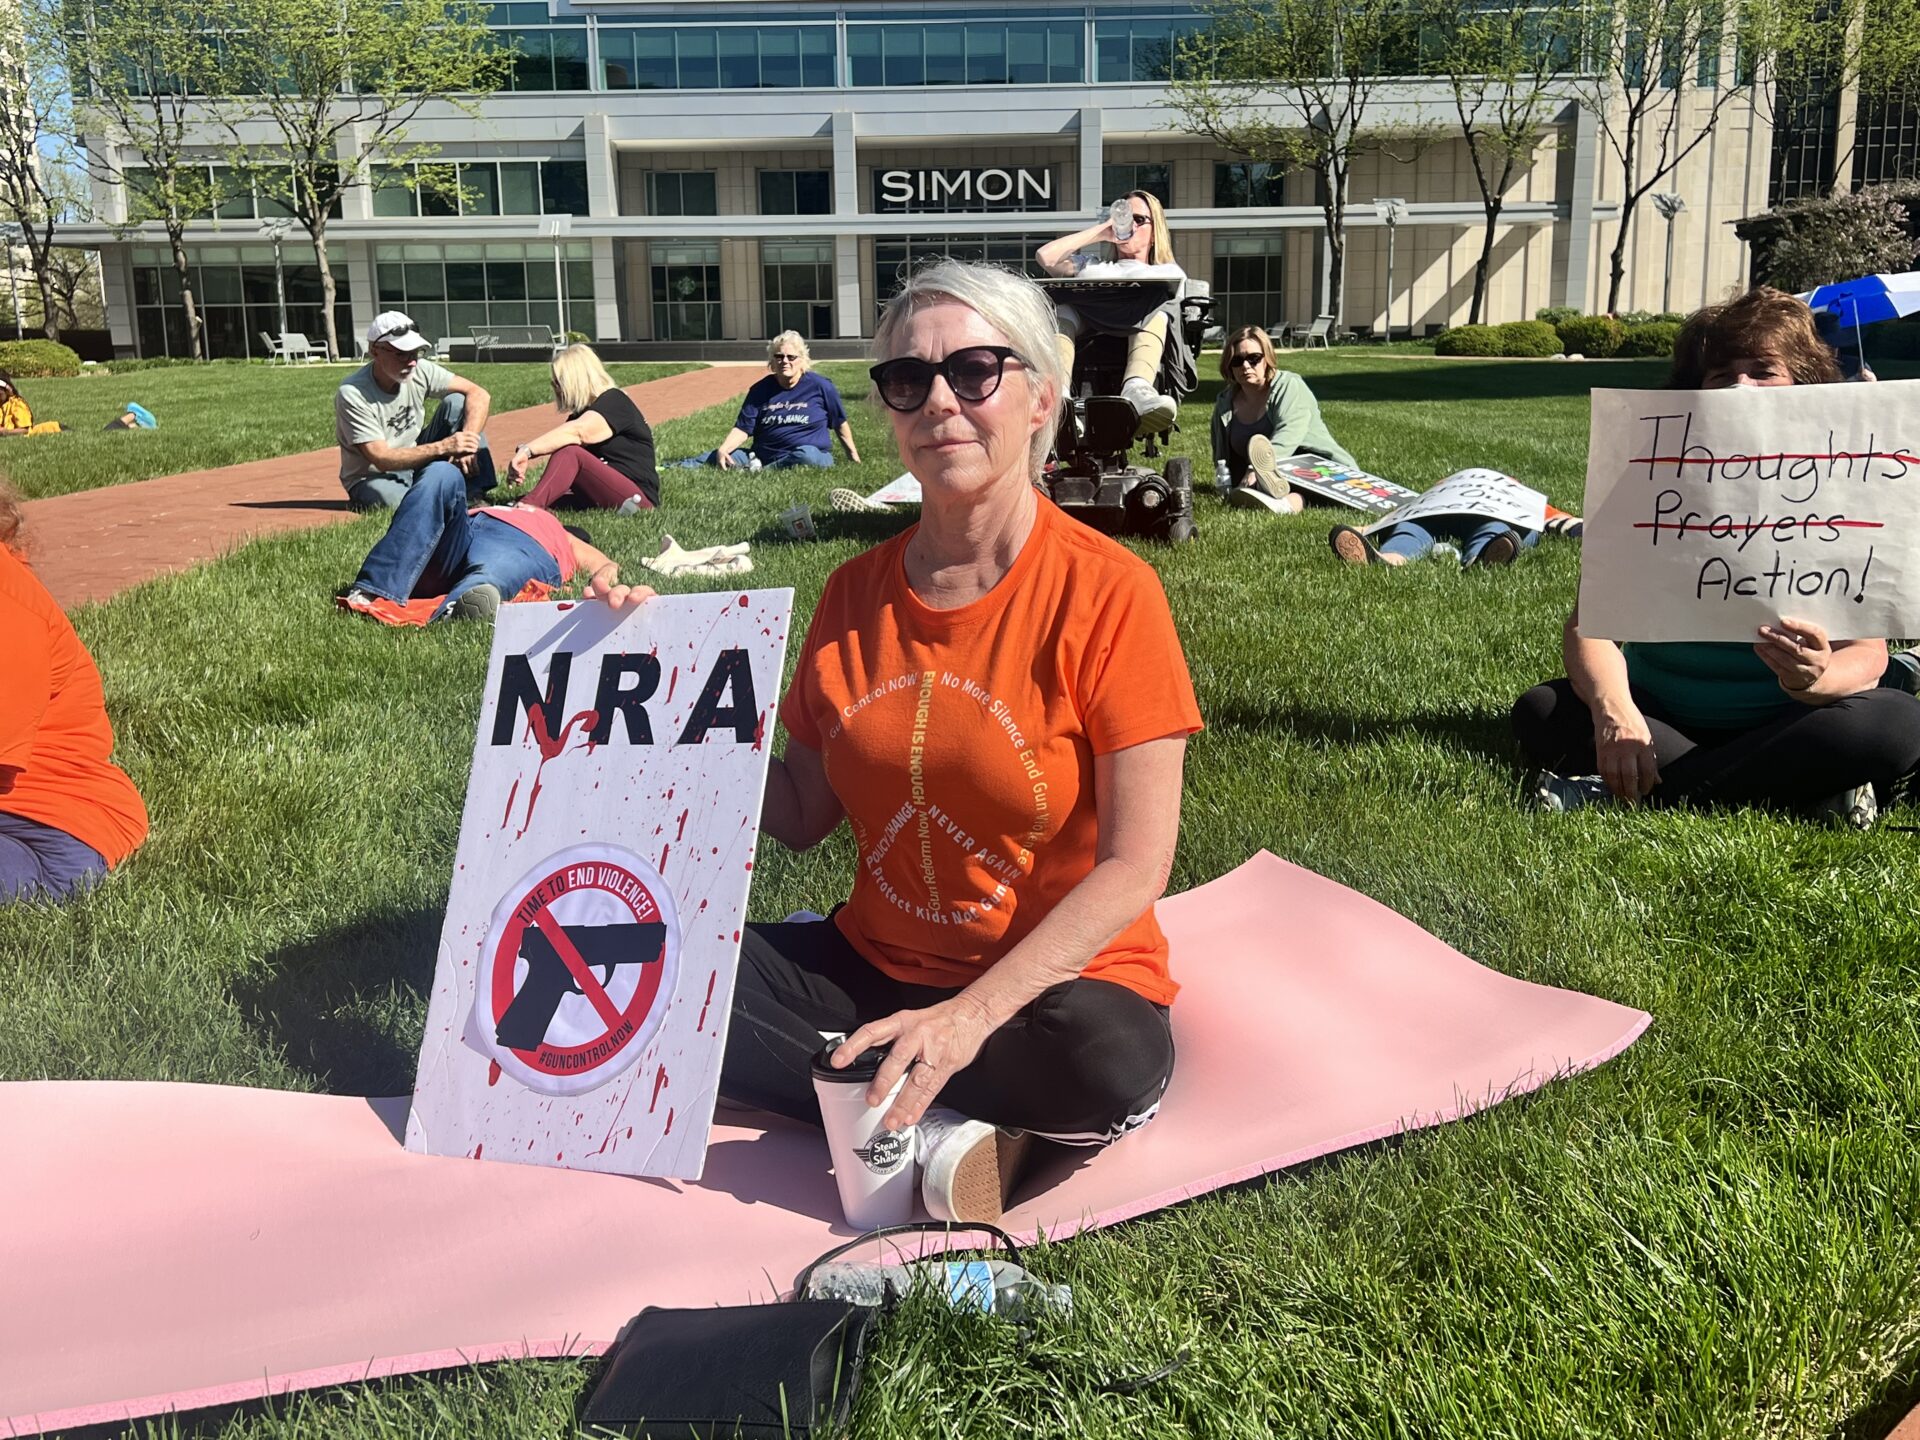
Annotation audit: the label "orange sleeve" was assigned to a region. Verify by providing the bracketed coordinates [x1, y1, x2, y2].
[1074, 565, 1202, 755]
[0, 589, 52, 772]
[776, 577, 834, 750]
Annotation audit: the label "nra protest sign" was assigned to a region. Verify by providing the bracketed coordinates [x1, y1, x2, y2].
[1362, 468, 1546, 536]
[1579, 381, 1919, 641]
[406, 591, 793, 1180]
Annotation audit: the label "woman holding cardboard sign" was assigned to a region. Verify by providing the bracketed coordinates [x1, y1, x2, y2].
[1513, 287, 1920, 827]
[718, 260, 1202, 1225]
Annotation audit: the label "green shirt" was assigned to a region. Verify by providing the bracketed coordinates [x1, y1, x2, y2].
[1210, 372, 1357, 473]
[1623, 641, 1796, 730]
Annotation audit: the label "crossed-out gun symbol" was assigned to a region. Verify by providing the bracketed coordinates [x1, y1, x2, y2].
[495, 920, 667, 1052]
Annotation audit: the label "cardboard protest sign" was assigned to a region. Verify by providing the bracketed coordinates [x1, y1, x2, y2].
[1579, 381, 1919, 641]
[1271, 458, 1420, 513]
[868, 472, 923, 506]
[406, 591, 793, 1179]
[1362, 469, 1546, 535]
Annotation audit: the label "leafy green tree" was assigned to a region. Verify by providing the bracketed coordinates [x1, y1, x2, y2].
[1167, 0, 1434, 327]
[208, 0, 511, 358]
[1754, 0, 1920, 190]
[60, 0, 225, 358]
[1422, 0, 1577, 324]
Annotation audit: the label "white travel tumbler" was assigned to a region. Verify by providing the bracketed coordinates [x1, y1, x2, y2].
[812, 1042, 918, 1230]
[1108, 198, 1134, 242]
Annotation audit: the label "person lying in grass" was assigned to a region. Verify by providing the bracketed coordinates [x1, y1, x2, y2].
[0, 374, 61, 435]
[1512, 286, 1920, 828]
[339, 465, 650, 626]
[0, 483, 147, 901]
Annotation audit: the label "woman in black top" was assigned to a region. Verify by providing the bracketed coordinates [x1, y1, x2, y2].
[509, 344, 660, 512]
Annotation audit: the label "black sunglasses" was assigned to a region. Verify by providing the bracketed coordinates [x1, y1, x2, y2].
[1129, 211, 1153, 226]
[870, 345, 1027, 412]
[1231, 352, 1265, 367]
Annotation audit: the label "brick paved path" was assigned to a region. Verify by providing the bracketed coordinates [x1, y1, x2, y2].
[21, 364, 759, 611]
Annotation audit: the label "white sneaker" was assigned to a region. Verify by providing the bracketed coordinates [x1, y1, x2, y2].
[1120, 378, 1178, 436]
[828, 487, 891, 515]
[1817, 783, 1878, 830]
[917, 1105, 1032, 1224]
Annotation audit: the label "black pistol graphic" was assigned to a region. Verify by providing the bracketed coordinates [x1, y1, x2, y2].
[495, 920, 666, 1052]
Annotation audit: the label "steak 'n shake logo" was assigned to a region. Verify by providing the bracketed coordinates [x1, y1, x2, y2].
[853, 1130, 912, 1175]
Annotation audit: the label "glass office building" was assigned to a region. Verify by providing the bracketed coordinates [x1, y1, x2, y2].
[79, 0, 1769, 355]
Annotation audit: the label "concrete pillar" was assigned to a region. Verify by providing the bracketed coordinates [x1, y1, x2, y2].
[835, 232, 862, 338]
[338, 124, 371, 222]
[1078, 107, 1103, 214]
[831, 110, 858, 216]
[584, 112, 617, 219]
[592, 233, 620, 340]
[103, 246, 136, 356]
[1557, 104, 1598, 312]
[343, 241, 376, 344]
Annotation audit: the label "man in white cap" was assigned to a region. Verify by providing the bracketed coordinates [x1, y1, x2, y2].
[335, 311, 495, 510]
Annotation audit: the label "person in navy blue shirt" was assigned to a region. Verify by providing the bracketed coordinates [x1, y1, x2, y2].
[679, 333, 861, 470]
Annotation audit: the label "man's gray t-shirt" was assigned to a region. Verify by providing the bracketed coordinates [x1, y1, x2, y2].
[335, 359, 455, 486]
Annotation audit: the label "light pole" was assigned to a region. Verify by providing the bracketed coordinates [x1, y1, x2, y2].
[1373, 198, 1408, 340]
[543, 215, 573, 339]
[1651, 194, 1686, 314]
[258, 217, 293, 343]
[0, 224, 23, 339]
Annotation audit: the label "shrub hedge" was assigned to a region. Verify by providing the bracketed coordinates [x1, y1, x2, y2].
[0, 339, 83, 377]
[1496, 320, 1564, 356]
[1618, 321, 1682, 358]
[1554, 314, 1625, 358]
[1434, 324, 1503, 356]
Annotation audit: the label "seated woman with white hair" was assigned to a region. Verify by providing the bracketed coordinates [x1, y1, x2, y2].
[678, 332, 861, 470]
[717, 259, 1202, 1225]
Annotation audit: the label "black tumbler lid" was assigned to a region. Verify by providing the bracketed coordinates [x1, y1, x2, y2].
[811, 1041, 888, 1082]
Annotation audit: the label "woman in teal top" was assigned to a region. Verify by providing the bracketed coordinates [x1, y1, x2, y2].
[1511, 287, 1920, 827]
[1209, 326, 1357, 514]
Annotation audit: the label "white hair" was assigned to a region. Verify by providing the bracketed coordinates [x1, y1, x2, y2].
[871, 259, 1064, 481]
[766, 331, 811, 370]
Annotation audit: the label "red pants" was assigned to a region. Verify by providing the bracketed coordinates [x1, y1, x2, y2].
[523, 445, 654, 511]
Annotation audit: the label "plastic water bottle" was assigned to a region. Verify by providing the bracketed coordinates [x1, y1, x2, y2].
[1108, 198, 1134, 241]
[746, 453, 763, 474]
[803, 1258, 1071, 1322]
[1215, 459, 1232, 497]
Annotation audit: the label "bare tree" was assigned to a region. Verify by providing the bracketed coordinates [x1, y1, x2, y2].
[43, 248, 107, 330]
[1424, 0, 1578, 323]
[209, 0, 511, 359]
[0, 1, 86, 339]
[60, 0, 226, 359]
[1167, 0, 1435, 327]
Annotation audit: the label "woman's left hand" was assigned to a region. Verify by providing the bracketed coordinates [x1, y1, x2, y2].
[588, 563, 654, 612]
[506, 445, 533, 484]
[1755, 616, 1832, 700]
[835, 994, 997, 1131]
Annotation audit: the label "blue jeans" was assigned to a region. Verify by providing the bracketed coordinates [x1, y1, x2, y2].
[0, 811, 107, 902]
[353, 467, 561, 621]
[674, 444, 835, 470]
[346, 392, 496, 510]
[1376, 516, 1541, 565]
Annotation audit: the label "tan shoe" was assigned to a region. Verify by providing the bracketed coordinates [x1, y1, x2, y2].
[1246, 435, 1292, 501]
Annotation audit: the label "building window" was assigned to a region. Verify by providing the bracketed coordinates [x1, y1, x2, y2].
[873, 234, 1049, 323]
[1854, 86, 1920, 188]
[847, 19, 1084, 86]
[1211, 233, 1285, 333]
[1094, 15, 1208, 83]
[371, 160, 586, 218]
[763, 240, 834, 339]
[646, 172, 719, 217]
[128, 243, 352, 359]
[1215, 162, 1287, 207]
[125, 165, 336, 223]
[374, 241, 594, 344]
[1102, 164, 1172, 207]
[489, 3, 592, 93]
[652, 241, 723, 341]
[1769, 78, 1840, 203]
[601, 24, 835, 90]
[759, 169, 832, 215]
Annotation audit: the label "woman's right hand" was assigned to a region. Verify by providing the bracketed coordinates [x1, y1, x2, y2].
[1592, 701, 1659, 801]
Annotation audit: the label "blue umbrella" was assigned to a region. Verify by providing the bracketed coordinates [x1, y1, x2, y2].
[1796, 272, 1920, 375]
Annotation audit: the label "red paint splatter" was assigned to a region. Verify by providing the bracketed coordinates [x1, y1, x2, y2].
[666, 667, 678, 702]
[626, 1127, 633, 1139]
[696, 970, 717, 1032]
[737, 593, 749, 606]
[751, 711, 766, 752]
[732, 929, 740, 942]
[500, 779, 519, 829]
[676, 809, 690, 841]
[664, 1107, 674, 1134]
[556, 601, 575, 612]
[472, 1144, 484, 1159]
[659, 843, 671, 871]
[513, 705, 602, 837]
[650, 1064, 670, 1112]
[696, 897, 708, 914]
[744, 860, 753, 872]
[487, 1061, 502, 1086]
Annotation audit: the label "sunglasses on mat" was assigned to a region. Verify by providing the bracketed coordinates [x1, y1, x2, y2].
[869, 346, 1027, 412]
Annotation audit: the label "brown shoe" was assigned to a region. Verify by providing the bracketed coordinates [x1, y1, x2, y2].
[1246, 435, 1292, 501]
[1470, 528, 1522, 567]
[1329, 524, 1384, 566]
[919, 1108, 1034, 1224]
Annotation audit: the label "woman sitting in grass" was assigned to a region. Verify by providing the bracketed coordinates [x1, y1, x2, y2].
[0, 484, 147, 901]
[0, 374, 61, 435]
[505, 344, 659, 514]
[1211, 325, 1355, 515]
[1512, 287, 1920, 828]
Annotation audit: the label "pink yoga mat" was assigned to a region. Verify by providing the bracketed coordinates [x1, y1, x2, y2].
[1, 852, 1648, 1435]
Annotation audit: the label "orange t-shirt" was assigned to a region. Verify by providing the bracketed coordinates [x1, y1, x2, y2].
[780, 496, 1202, 1005]
[0, 547, 148, 865]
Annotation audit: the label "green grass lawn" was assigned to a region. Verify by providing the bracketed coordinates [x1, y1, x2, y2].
[0, 361, 696, 501]
[9, 355, 1920, 1439]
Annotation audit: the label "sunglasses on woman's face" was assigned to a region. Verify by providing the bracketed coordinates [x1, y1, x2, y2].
[1231, 352, 1265, 368]
[869, 345, 1026, 412]
[1129, 212, 1153, 227]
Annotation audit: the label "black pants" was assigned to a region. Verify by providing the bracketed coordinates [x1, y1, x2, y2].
[718, 919, 1174, 1147]
[1511, 677, 1920, 808]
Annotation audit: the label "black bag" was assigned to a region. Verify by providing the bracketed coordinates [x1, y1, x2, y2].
[580, 1300, 876, 1439]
